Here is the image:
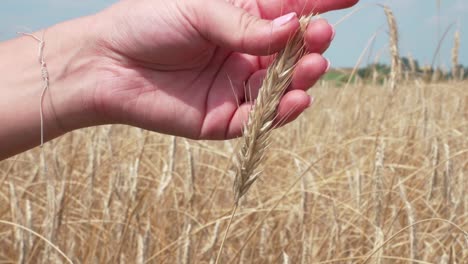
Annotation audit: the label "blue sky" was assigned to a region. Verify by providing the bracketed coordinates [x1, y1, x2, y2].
[1, 0, 466, 68]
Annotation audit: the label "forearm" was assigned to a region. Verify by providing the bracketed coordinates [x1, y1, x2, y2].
[0, 16, 100, 160]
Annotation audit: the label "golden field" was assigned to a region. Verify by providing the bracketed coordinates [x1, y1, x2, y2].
[0, 79, 467, 263]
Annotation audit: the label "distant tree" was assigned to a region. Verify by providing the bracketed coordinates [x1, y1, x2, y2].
[400, 56, 420, 72]
[357, 66, 371, 79]
[357, 63, 390, 79]
[450, 64, 465, 80]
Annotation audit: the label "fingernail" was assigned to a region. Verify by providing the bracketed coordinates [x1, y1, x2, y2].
[307, 96, 314, 108]
[272, 12, 297, 27]
[331, 26, 336, 41]
[325, 58, 331, 73]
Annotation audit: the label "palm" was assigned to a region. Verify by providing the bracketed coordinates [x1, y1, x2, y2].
[93, 0, 357, 139]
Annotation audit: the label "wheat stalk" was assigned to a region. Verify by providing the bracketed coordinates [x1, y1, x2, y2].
[179, 223, 192, 264]
[371, 227, 384, 264]
[233, 15, 311, 204]
[157, 136, 176, 199]
[203, 221, 221, 256]
[137, 233, 145, 264]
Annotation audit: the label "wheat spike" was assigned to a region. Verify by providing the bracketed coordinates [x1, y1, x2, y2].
[443, 143, 451, 203]
[372, 138, 385, 227]
[383, 6, 400, 92]
[451, 30, 460, 80]
[233, 15, 311, 204]
[398, 181, 418, 262]
[408, 53, 417, 79]
[428, 138, 439, 201]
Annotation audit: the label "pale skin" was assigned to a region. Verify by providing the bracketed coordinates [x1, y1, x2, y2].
[0, 0, 358, 160]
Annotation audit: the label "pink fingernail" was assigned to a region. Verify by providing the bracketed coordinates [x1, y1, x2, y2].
[331, 26, 336, 40]
[325, 58, 331, 73]
[272, 12, 297, 27]
[307, 96, 314, 108]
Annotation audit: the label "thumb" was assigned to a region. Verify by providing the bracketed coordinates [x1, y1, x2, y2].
[190, 0, 299, 55]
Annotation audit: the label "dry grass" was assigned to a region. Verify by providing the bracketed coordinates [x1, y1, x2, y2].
[1, 79, 467, 263]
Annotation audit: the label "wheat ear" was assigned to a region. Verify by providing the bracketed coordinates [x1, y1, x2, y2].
[233, 15, 311, 204]
[383, 6, 400, 92]
[451, 30, 460, 80]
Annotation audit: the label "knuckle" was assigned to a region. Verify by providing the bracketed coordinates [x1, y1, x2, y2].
[237, 12, 258, 50]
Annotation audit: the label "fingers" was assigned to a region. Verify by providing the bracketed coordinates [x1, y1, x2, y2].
[245, 70, 267, 101]
[290, 53, 330, 91]
[247, 53, 329, 99]
[258, 18, 334, 68]
[291, 18, 332, 90]
[257, 0, 359, 19]
[231, 53, 328, 138]
[305, 18, 335, 53]
[188, 0, 339, 57]
[191, 0, 301, 55]
[275, 89, 312, 126]
[225, 90, 312, 138]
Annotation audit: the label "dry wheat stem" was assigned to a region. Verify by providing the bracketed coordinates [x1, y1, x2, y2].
[214, 203, 238, 264]
[345, 29, 381, 89]
[431, 22, 456, 70]
[233, 15, 311, 204]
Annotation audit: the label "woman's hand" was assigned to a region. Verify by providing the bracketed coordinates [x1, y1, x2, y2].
[88, 0, 358, 139]
[0, 0, 358, 159]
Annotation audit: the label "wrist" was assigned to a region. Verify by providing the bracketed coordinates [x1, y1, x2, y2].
[0, 15, 103, 158]
[38, 15, 104, 132]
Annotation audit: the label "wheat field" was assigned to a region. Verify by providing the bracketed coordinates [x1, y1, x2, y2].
[1, 77, 467, 263]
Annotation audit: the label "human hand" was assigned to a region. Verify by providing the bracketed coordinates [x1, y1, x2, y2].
[0, 0, 359, 159]
[71, 0, 357, 139]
